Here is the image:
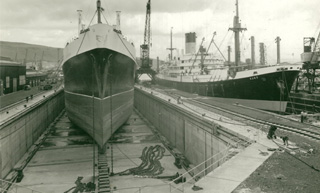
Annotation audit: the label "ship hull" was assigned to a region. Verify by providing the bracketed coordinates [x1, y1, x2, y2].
[156, 70, 300, 112]
[63, 45, 135, 147]
[64, 89, 133, 147]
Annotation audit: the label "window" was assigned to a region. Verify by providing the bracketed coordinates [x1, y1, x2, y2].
[6, 76, 10, 88]
[19, 75, 26, 85]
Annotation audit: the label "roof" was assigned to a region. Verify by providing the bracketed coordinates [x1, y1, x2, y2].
[0, 60, 25, 67]
[26, 71, 48, 77]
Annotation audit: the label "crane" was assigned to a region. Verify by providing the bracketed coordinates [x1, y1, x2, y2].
[136, 0, 156, 82]
[300, 32, 320, 93]
[140, 0, 151, 68]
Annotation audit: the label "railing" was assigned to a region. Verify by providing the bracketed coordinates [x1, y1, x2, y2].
[109, 138, 252, 193]
[0, 85, 63, 114]
[0, 86, 63, 126]
[168, 139, 252, 193]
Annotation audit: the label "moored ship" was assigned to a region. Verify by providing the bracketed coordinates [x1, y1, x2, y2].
[156, 0, 301, 112]
[62, 0, 136, 150]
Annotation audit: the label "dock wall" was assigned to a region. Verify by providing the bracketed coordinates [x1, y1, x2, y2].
[0, 90, 65, 178]
[134, 88, 229, 176]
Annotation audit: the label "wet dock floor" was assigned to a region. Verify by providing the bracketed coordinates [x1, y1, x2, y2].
[14, 113, 95, 192]
[12, 110, 191, 193]
[103, 110, 192, 192]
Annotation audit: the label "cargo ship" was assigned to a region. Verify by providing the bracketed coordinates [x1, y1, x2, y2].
[155, 0, 301, 112]
[62, 0, 136, 150]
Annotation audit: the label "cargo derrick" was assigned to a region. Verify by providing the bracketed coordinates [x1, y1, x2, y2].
[300, 32, 320, 93]
[136, 0, 156, 82]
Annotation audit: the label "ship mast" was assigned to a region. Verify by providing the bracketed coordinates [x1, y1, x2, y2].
[97, 0, 102, 23]
[167, 27, 176, 60]
[229, 0, 246, 68]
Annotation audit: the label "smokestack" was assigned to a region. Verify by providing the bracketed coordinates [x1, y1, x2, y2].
[259, 42, 265, 65]
[185, 32, 196, 54]
[250, 36, 255, 65]
[227, 46, 231, 66]
[275, 36, 281, 64]
[116, 11, 121, 30]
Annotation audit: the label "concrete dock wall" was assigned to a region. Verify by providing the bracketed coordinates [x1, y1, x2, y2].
[134, 88, 229, 176]
[0, 90, 65, 178]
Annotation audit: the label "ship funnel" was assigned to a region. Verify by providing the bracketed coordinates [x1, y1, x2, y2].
[116, 11, 121, 30]
[250, 36, 255, 65]
[259, 42, 266, 65]
[185, 32, 196, 54]
[275, 36, 281, 64]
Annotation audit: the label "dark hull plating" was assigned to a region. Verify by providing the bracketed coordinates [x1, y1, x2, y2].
[156, 71, 299, 103]
[63, 48, 135, 147]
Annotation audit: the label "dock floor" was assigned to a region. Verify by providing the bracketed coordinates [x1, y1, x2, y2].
[9, 110, 191, 193]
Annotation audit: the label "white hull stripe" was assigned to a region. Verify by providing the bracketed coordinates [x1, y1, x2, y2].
[65, 88, 134, 100]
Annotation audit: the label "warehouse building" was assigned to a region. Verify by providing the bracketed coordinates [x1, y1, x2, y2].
[0, 57, 26, 95]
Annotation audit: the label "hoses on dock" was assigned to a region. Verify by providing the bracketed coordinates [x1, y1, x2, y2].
[116, 145, 166, 177]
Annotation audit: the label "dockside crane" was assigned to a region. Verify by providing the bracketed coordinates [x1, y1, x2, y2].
[135, 0, 156, 82]
[300, 32, 320, 93]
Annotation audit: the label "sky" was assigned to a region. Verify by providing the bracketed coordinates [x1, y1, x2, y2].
[1, 0, 320, 64]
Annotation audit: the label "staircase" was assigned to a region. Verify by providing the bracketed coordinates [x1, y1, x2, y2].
[97, 153, 111, 193]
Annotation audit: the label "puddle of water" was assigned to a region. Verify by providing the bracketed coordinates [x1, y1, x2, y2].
[109, 134, 159, 143]
[41, 137, 94, 147]
[50, 130, 86, 137]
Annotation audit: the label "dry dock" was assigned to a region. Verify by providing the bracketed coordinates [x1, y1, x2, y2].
[3, 110, 193, 193]
[2, 84, 319, 193]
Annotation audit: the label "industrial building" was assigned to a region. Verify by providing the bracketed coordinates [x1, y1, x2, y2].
[0, 56, 26, 95]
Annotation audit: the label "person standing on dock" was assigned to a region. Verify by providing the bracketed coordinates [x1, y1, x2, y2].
[300, 111, 307, 123]
[267, 126, 277, 139]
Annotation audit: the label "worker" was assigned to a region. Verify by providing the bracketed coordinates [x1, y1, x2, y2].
[280, 136, 289, 146]
[64, 176, 86, 193]
[300, 111, 304, 123]
[267, 126, 277, 139]
[177, 96, 182, 104]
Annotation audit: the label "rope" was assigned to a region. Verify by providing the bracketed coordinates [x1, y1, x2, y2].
[90, 54, 96, 184]
[115, 144, 139, 166]
[75, 11, 97, 56]
[101, 10, 109, 24]
[114, 32, 138, 64]
[214, 31, 230, 57]
[110, 70, 114, 174]
[283, 69, 298, 114]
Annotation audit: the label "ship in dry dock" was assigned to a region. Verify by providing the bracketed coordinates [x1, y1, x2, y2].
[62, 0, 136, 150]
[156, 0, 301, 112]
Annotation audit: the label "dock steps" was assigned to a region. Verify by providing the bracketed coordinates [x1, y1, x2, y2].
[97, 153, 111, 193]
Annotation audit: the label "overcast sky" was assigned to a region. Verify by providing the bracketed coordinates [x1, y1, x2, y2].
[1, 0, 319, 64]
